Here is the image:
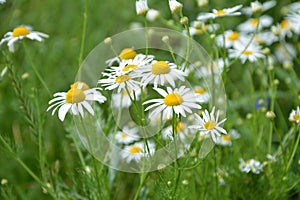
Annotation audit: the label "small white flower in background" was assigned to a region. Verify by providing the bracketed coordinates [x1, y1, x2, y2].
[189, 107, 227, 143]
[143, 86, 201, 120]
[197, 5, 242, 21]
[197, 59, 227, 78]
[266, 154, 276, 162]
[0, 25, 49, 52]
[112, 88, 141, 108]
[237, 15, 273, 33]
[254, 31, 278, 46]
[146, 9, 160, 22]
[286, 1, 300, 13]
[186, 22, 219, 36]
[242, 0, 276, 15]
[274, 43, 296, 64]
[272, 19, 295, 38]
[105, 48, 137, 66]
[121, 141, 155, 163]
[215, 129, 240, 146]
[215, 169, 228, 185]
[47, 82, 106, 121]
[136, 0, 149, 15]
[136, 60, 186, 88]
[162, 121, 190, 142]
[287, 11, 300, 35]
[228, 42, 265, 64]
[193, 87, 210, 103]
[239, 158, 263, 174]
[0, 0, 5, 4]
[115, 126, 140, 144]
[197, 0, 208, 7]
[215, 30, 249, 48]
[168, 0, 183, 14]
[289, 106, 300, 123]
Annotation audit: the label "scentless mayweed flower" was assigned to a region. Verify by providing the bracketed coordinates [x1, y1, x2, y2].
[168, 0, 183, 14]
[189, 107, 227, 143]
[287, 11, 300, 35]
[242, 0, 276, 15]
[137, 60, 186, 88]
[0, 25, 49, 52]
[115, 126, 140, 144]
[197, 5, 242, 21]
[239, 158, 263, 174]
[228, 42, 265, 64]
[193, 87, 210, 103]
[47, 82, 106, 121]
[105, 48, 137, 66]
[289, 106, 300, 123]
[162, 121, 190, 142]
[121, 141, 155, 163]
[146, 9, 160, 22]
[215, 30, 249, 48]
[112, 88, 141, 108]
[135, 0, 149, 15]
[143, 86, 201, 119]
[237, 15, 273, 33]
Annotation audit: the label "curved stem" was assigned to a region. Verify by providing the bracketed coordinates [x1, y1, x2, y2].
[133, 173, 148, 200]
[78, 0, 89, 66]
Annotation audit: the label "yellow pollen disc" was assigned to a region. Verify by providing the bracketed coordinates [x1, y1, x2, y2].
[281, 19, 289, 29]
[70, 81, 90, 91]
[194, 88, 205, 94]
[215, 9, 226, 16]
[204, 120, 216, 130]
[242, 50, 253, 56]
[120, 133, 128, 139]
[66, 88, 86, 103]
[122, 64, 138, 72]
[199, 134, 205, 139]
[129, 146, 142, 154]
[293, 115, 300, 121]
[227, 32, 239, 41]
[12, 27, 30, 37]
[221, 135, 231, 141]
[151, 61, 171, 75]
[250, 18, 259, 26]
[176, 122, 185, 132]
[116, 74, 131, 83]
[119, 48, 137, 60]
[164, 93, 183, 106]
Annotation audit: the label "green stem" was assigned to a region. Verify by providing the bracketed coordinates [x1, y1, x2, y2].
[133, 173, 148, 200]
[285, 126, 300, 173]
[70, 130, 86, 167]
[78, 0, 88, 66]
[22, 42, 51, 96]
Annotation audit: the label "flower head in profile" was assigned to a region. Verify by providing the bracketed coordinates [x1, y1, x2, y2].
[47, 82, 106, 121]
[106, 48, 137, 66]
[136, 0, 149, 15]
[189, 107, 227, 143]
[239, 158, 263, 174]
[121, 141, 155, 163]
[168, 0, 183, 14]
[289, 106, 300, 123]
[0, 25, 49, 52]
[143, 86, 201, 119]
[242, 0, 276, 15]
[197, 5, 242, 21]
[136, 60, 186, 88]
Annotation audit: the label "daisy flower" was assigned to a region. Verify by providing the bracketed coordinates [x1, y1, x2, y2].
[215, 30, 249, 48]
[228, 42, 265, 64]
[239, 158, 263, 174]
[162, 121, 191, 142]
[146, 9, 160, 22]
[143, 86, 201, 119]
[0, 25, 49, 52]
[106, 48, 137, 66]
[273, 19, 295, 38]
[112, 88, 141, 108]
[186, 21, 220, 36]
[168, 0, 183, 14]
[286, 1, 300, 13]
[193, 87, 210, 103]
[237, 15, 273, 33]
[215, 129, 240, 146]
[287, 11, 300, 35]
[197, 5, 242, 21]
[136, 0, 149, 15]
[189, 107, 227, 143]
[47, 82, 106, 121]
[289, 106, 300, 123]
[0, 0, 6, 4]
[115, 126, 140, 144]
[254, 31, 278, 45]
[242, 0, 276, 15]
[198, 59, 227, 78]
[121, 141, 155, 163]
[274, 43, 296, 64]
[137, 60, 186, 88]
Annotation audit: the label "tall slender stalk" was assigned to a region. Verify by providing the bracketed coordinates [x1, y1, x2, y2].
[78, 0, 89, 67]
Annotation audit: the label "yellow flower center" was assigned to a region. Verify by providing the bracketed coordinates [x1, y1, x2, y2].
[122, 64, 138, 72]
[164, 93, 183, 106]
[215, 9, 227, 16]
[129, 146, 142, 154]
[176, 122, 185, 132]
[227, 32, 239, 41]
[12, 27, 30, 37]
[119, 48, 137, 60]
[293, 115, 300, 121]
[70, 81, 90, 91]
[66, 88, 86, 103]
[281, 19, 289, 29]
[116, 74, 131, 83]
[242, 50, 253, 56]
[204, 120, 216, 130]
[151, 61, 171, 75]
[250, 18, 259, 26]
[194, 88, 205, 94]
[221, 135, 231, 141]
[120, 133, 128, 139]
